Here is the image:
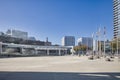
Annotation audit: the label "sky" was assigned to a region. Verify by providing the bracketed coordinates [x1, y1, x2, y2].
[0, 0, 113, 45]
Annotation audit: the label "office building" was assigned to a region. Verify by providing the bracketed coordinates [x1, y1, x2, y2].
[62, 36, 75, 46]
[77, 37, 93, 49]
[113, 0, 120, 38]
[6, 29, 28, 40]
[28, 37, 36, 41]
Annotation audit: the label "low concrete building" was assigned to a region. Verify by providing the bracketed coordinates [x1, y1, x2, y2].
[0, 42, 69, 56]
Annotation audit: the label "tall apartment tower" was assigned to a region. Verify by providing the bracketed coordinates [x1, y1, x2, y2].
[62, 36, 75, 46]
[113, 0, 120, 38]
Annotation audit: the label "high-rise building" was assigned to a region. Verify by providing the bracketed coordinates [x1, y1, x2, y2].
[6, 29, 28, 40]
[62, 36, 75, 46]
[113, 0, 120, 38]
[77, 37, 93, 49]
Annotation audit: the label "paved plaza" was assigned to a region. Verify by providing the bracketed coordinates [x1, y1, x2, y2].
[0, 56, 120, 80]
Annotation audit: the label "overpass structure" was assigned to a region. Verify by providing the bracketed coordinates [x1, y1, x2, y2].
[0, 42, 69, 56]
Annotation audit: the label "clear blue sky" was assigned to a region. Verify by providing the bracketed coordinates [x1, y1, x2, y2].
[0, 0, 113, 45]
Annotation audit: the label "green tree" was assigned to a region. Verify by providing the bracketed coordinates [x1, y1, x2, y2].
[74, 45, 87, 52]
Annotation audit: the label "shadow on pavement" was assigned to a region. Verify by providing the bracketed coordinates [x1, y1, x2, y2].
[0, 71, 120, 80]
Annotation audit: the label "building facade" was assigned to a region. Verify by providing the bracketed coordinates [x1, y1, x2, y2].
[77, 37, 93, 49]
[113, 0, 120, 38]
[100, 40, 111, 52]
[28, 37, 36, 41]
[6, 29, 28, 40]
[62, 36, 75, 46]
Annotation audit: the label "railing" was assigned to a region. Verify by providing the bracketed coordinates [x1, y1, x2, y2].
[0, 42, 68, 50]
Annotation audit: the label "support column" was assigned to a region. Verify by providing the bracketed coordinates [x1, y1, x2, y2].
[0, 42, 2, 54]
[71, 48, 74, 55]
[65, 50, 67, 55]
[47, 49, 49, 55]
[20, 48, 24, 54]
[59, 49, 61, 56]
[35, 49, 38, 55]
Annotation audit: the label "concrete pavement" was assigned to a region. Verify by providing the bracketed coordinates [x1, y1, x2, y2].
[0, 56, 120, 80]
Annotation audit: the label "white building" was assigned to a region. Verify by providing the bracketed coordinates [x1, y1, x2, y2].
[6, 29, 28, 40]
[77, 37, 93, 49]
[113, 0, 120, 38]
[62, 36, 75, 46]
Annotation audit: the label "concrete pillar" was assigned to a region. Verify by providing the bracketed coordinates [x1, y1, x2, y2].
[0, 42, 2, 54]
[35, 49, 38, 55]
[65, 50, 67, 54]
[47, 49, 49, 55]
[71, 47, 74, 55]
[20, 48, 24, 54]
[59, 49, 61, 56]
